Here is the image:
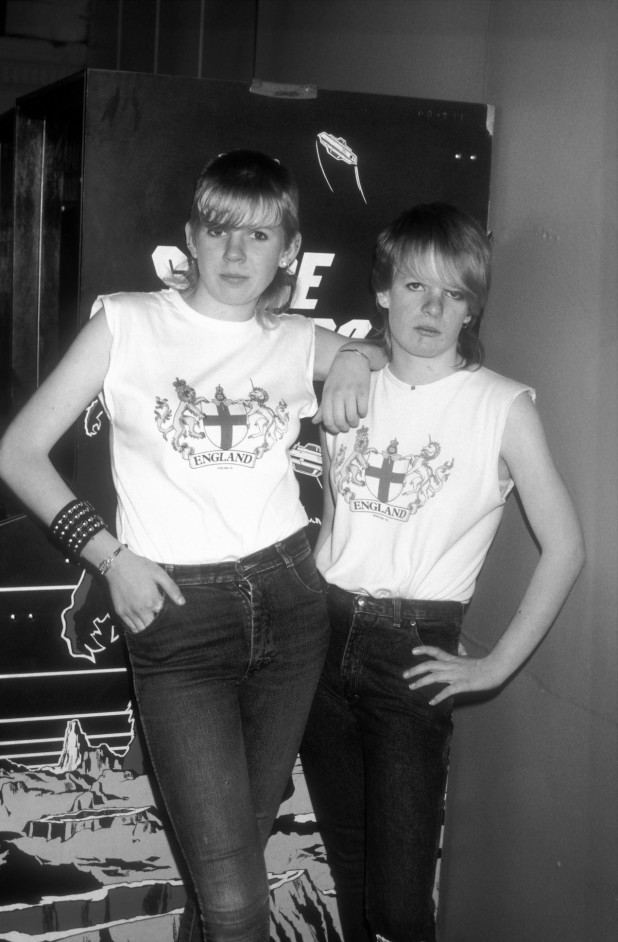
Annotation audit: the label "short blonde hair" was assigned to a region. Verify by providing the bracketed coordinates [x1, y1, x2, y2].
[184, 150, 300, 325]
[371, 203, 492, 368]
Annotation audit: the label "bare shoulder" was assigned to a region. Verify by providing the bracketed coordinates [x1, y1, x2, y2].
[503, 387, 539, 431]
[501, 389, 563, 493]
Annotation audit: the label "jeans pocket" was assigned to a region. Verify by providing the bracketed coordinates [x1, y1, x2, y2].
[405, 619, 460, 718]
[416, 619, 460, 655]
[125, 594, 176, 642]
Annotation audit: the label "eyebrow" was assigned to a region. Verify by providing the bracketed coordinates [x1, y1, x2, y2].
[209, 219, 280, 229]
[204, 221, 280, 233]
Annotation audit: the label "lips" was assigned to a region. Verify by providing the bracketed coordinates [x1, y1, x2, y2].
[220, 273, 249, 284]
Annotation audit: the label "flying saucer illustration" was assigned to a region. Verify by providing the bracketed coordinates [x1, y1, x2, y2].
[316, 131, 367, 204]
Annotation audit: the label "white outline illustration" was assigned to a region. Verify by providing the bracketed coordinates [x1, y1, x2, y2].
[316, 131, 367, 204]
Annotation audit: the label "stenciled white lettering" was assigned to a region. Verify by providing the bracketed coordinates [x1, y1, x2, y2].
[312, 317, 372, 338]
[289, 251, 372, 333]
[291, 252, 335, 310]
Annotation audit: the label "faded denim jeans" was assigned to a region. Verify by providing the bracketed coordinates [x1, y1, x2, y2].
[125, 529, 330, 942]
[301, 581, 463, 942]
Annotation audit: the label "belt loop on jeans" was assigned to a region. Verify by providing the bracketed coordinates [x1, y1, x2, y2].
[274, 539, 294, 571]
[392, 598, 402, 627]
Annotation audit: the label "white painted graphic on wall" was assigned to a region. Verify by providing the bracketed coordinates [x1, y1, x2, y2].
[316, 132, 368, 204]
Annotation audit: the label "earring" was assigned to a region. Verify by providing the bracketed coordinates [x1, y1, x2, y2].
[279, 259, 288, 268]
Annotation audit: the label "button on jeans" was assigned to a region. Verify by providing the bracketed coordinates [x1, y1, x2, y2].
[300, 582, 463, 942]
[124, 529, 330, 942]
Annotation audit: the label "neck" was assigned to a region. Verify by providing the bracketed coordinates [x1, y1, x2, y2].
[180, 285, 256, 322]
[389, 349, 461, 385]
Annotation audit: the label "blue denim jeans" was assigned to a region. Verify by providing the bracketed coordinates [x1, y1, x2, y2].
[300, 582, 463, 942]
[124, 529, 330, 942]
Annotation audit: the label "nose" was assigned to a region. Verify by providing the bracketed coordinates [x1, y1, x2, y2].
[423, 289, 444, 317]
[223, 230, 246, 262]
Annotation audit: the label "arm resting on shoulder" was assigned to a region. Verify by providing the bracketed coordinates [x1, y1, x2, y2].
[313, 325, 387, 433]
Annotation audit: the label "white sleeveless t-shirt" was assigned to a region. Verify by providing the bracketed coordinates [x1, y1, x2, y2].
[316, 365, 534, 602]
[94, 289, 317, 564]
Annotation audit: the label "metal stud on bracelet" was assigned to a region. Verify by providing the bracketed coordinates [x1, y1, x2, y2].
[49, 499, 106, 557]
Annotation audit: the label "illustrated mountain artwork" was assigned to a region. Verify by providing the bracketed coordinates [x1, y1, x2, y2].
[0, 720, 341, 941]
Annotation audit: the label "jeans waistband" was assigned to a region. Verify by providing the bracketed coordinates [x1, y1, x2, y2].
[161, 528, 310, 585]
[325, 581, 466, 627]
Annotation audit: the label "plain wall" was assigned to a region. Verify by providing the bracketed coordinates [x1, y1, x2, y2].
[256, 2, 618, 940]
[443, 6, 617, 942]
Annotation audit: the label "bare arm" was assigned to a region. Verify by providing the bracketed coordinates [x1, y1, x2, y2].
[0, 311, 112, 521]
[313, 325, 387, 433]
[404, 393, 585, 705]
[0, 310, 185, 631]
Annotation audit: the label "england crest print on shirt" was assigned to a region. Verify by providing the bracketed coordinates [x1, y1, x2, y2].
[154, 378, 289, 468]
[334, 426, 454, 521]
